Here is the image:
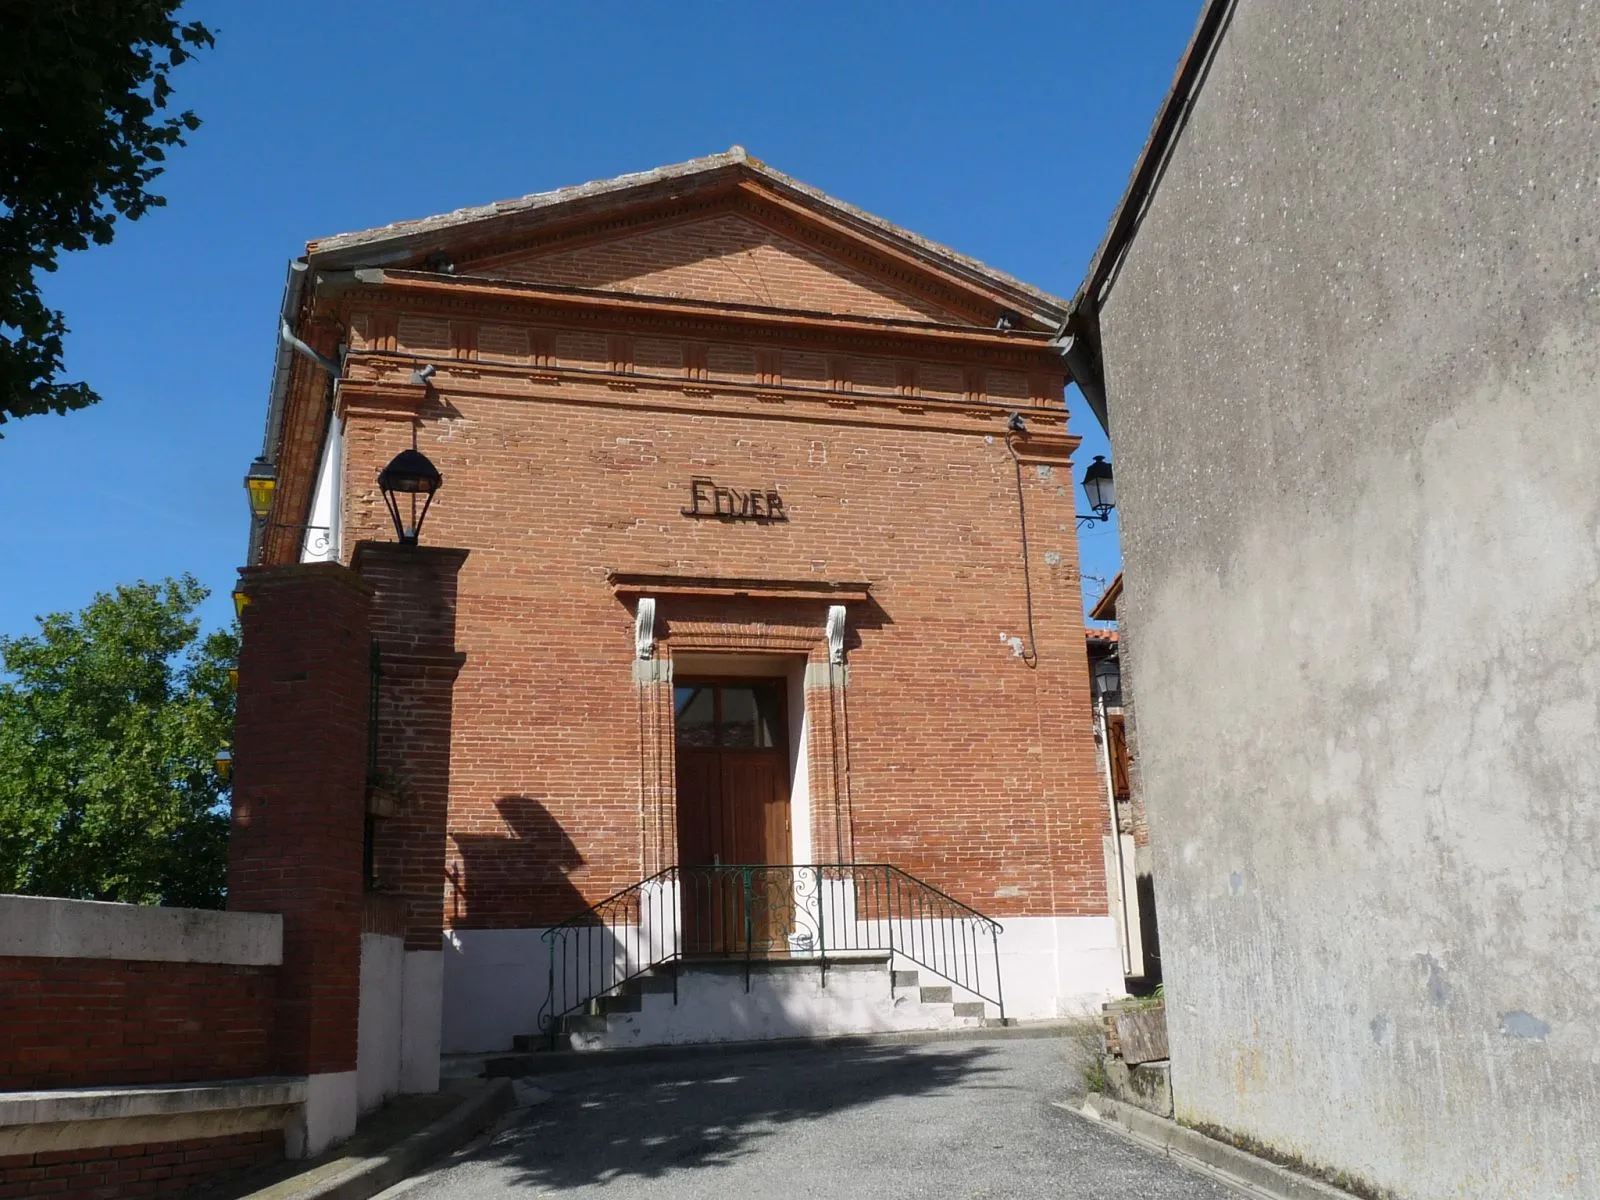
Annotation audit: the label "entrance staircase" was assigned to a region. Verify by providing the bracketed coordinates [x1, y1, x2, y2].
[525, 864, 1007, 1053]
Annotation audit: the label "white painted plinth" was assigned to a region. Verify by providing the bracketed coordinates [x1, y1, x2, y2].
[285, 1071, 356, 1158]
[357, 933, 403, 1113]
[442, 914, 1123, 1053]
[400, 950, 443, 1093]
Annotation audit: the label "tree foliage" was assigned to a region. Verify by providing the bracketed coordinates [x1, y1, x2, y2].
[0, 577, 236, 907]
[0, 1, 214, 431]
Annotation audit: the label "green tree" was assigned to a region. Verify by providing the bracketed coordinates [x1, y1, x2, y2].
[0, 576, 236, 907]
[1, 1, 214, 430]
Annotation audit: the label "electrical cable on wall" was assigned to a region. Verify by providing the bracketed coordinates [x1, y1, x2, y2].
[1004, 423, 1041, 669]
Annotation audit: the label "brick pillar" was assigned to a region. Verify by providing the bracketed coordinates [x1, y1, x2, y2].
[228, 563, 372, 1156]
[351, 542, 468, 1093]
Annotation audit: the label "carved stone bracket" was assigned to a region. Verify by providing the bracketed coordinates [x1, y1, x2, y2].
[635, 597, 657, 660]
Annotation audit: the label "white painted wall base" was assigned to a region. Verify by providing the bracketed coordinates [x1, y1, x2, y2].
[581, 957, 989, 1049]
[993, 916, 1126, 1020]
[442, 929, 551, 1054]
[357, 933, 403, 1113]
[285, 1071, 356, 1159]
[399, 950, 443, 1093]
[442, 914, 1123, 1053]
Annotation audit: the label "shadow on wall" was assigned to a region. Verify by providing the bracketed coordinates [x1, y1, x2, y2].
[449, 795, 590, 928]
[487, 1043, 1002, 1190]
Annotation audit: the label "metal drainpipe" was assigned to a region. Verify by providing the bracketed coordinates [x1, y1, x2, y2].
[1097, 686, 1134, 977]
[248, 259, 340, 565]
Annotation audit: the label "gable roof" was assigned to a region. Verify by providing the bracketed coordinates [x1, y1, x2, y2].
[303, 147, 1068, 331]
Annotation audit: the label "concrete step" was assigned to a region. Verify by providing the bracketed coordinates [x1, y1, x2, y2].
[632, 973, 677, 995]
[891, 970, 920, 989]
[598, 993, 642, 1015]
[561, 1014, 607, 1035]
[919, 985, 953, 1003]
[952, 1001, 986, 1018]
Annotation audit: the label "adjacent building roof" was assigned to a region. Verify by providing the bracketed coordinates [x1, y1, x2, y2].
[1061, 0, 1236, 430]
[1089, 573, 1123, 623]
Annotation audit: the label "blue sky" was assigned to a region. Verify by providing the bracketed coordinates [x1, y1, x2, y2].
[0, 0, 1201, 641]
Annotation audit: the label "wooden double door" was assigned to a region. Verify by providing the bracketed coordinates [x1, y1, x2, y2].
[673, 678, 792, 953]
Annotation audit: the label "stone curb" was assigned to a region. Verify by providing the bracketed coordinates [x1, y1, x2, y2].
[478, 1018, 1091, 1077]
[1062, 1093, 1357, 1200]
[238, 1079, 514, 1200]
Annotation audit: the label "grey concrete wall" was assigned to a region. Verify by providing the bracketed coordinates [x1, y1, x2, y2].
[0, 894, 282, 965]
[1096, 3, 1600, 1197]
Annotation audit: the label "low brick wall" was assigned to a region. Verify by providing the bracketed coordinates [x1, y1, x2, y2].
[0, 897, 291, 1199]
[0, 1129, 282, 1198]
[0, 958, 278, 1090]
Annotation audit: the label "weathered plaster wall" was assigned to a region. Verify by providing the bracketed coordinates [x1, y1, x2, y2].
[1097, 3, 1600, 1197]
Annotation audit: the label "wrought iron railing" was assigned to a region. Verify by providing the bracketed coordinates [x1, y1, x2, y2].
[538, 864, 1004, 1043]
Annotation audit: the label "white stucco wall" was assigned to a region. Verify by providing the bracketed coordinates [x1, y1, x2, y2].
[1095, 3, 1600, 1195]
[356, 933, 403, 1113]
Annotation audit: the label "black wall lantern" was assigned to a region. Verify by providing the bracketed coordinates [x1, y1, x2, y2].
[377, 449, 443, 545]
[1078, 455, 1116, 528]
[1093, 654, 1122, 702]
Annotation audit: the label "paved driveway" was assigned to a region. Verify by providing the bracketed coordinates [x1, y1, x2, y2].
[385, 1036, 1237, 1199]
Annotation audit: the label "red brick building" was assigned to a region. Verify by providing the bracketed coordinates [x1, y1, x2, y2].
[248, 149, 1122, 1057]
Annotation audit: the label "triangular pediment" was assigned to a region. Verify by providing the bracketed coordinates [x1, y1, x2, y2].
[307, 151, 1067, 331]
[459, 206, 971, 323]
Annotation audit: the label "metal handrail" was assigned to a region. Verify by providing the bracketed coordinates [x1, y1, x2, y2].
[538, 863, 1005, 1045]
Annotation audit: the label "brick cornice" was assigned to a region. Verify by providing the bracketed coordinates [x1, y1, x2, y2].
[341, 354, 1075, 443]
[238, 561, 372, 597]
[1007, 433, 1081, 464]
[608, 572, 872, 604]
[336, 378, 429, 422]
[354, 273, 1056, 362]
[351, 542, 472, 573]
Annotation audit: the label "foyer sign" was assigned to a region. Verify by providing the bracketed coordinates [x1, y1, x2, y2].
[681, 478, 788, 523]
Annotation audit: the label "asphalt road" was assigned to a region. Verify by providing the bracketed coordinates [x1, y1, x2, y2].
[381, 1036, 1239, 1199]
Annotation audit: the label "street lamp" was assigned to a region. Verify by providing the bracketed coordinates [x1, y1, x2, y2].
[244, 457, 276, 522]
[213, 749, 233, 783]
[1078, 456, 1116, 528]
[377, 449, 444, 545]
[1093, 654, 1121, 701]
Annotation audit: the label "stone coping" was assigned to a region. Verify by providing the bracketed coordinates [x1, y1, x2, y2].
[0, 1078, 307, 1127]
[0, 894, 282, 965]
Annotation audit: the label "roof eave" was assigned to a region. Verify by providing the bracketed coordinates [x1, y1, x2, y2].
[1064, 0, 1239, 430]
[302, 148, 1068, 330]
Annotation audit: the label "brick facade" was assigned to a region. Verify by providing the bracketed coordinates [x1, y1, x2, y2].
[261, 153, 1114, 961]
[0, 958, 275, 1091]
